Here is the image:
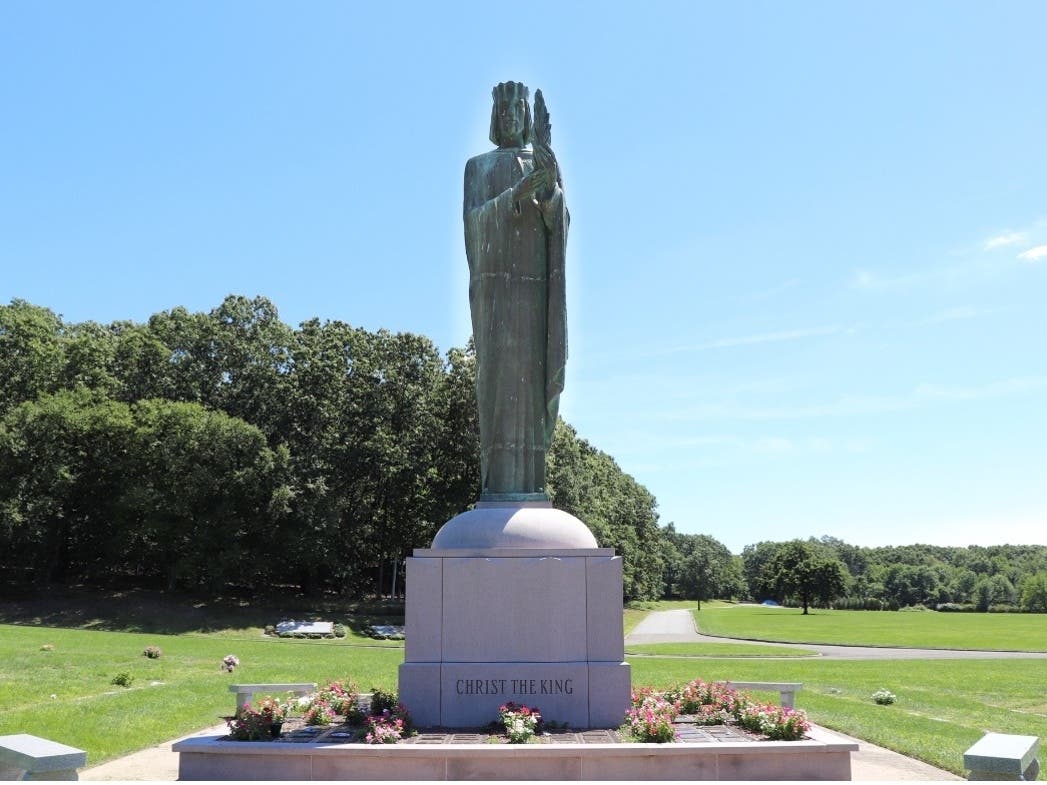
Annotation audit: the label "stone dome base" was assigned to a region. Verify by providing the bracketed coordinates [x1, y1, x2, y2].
[430, 501, 598, 549]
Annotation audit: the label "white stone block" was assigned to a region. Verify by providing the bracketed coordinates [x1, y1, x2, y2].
[585, 556, 625, 661]
[404, 557, 442, 662]
[312, 751, 445, 780]
[397, 663, 442, 729]
[0, 734, 86, 780]
[440, 663, 590, 728]
[441, 557, 587, 662]
[587, 661, 631, 728]
[446, 753, 581, 781]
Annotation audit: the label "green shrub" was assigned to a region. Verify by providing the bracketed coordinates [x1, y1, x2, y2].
[111, 672, 134, 688]
[370, 688, 399, 714]
[871, 688, 896, 705]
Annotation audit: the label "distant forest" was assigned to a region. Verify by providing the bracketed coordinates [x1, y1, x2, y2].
[2, 296, 1044, 611]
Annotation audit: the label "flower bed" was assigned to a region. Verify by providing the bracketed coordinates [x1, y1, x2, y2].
[225, 682, 414, 745]
[622, 679, 811, 744]
[222, 678, 810, 747]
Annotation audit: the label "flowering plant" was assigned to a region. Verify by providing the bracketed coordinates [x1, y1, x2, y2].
[871, 688, 896, 705]
[316, 679, 361, 719]
[302, 699, 337, 726]
[498, 702, 541, 744]
[227, 703, 270, 740]
[364, 716, 404, 744]
[222, 654, 239, 672]
[255, 695, 292, 724]
[677, 678, 742, 718]
[735, 702, 810, 741]
[625, 693, 679, 743]
[362, 703, 412, 744]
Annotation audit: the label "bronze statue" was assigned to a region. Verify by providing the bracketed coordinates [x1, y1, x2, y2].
[464, 82, 568, 499]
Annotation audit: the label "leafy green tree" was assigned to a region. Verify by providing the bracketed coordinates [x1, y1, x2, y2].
[124, 399, 289, 591]
[0, 300, 64, 415]
[0, 389, 134, 585]
[547, 421, 663, 601]
[765, 540, 848, 614]
[883, 563, 944, 607]
[59, 321, 117, 394]
[742, 540, 786, 602]
[109, 321, 174, 402]
[660, 527, 743, 603]
[1020, 573, 1047, 613]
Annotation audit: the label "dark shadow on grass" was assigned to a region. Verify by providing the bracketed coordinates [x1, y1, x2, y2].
[0, 586, 404, 635]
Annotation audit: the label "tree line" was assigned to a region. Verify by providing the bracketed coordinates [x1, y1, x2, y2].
[0, 296, 664, 598]
[3, 296, 1042, 611]
[657, 533, 1047, 613]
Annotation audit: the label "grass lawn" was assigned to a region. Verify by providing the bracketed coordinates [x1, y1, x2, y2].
[4, 593, 1046, 780]
[630, 655, 1047, 777]
[626, 642, 817, 657]
[695, 603, 1047, 651]
[0, 623, 402, 766]
[0, 587, 407, 645]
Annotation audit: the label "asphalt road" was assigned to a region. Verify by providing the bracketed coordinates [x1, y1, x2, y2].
[625, 608, 1047, 659]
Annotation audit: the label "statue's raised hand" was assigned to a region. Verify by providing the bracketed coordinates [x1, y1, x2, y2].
[513, 167, 555, 201]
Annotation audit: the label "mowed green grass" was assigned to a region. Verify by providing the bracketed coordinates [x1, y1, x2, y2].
[4, 603, 1047, 779]
[625, 641, 817, 657]
[630, 656, 1047, 777]
[0, 624, 402, 765]
[696, 604, 1047, 651]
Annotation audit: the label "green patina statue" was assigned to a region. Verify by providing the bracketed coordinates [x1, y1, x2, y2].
[464, 81, 569, 500]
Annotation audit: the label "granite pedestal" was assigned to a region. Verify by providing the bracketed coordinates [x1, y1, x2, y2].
[398, 502, 630, 729]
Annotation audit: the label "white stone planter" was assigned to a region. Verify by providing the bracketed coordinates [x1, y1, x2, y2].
[174, 724, 858, 781]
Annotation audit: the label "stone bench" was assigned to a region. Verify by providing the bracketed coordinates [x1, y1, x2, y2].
[0, 733, 87, 781]
[724, 681, 803, 709]
[963, 732, 1039, 781]
[229, 683, 316, 711]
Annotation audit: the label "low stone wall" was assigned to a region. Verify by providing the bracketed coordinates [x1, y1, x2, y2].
[174, 725, 857, 781]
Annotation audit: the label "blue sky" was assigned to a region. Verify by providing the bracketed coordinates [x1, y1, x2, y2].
[3, 1, 1045, 553]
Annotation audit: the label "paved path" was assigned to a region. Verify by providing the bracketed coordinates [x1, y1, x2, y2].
[626, 608, 1047, 659]
[79, 720, 963, 782]
[80, 722, 228, 781]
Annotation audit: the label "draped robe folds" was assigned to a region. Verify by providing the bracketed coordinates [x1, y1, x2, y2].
[464, 147, 568, 498]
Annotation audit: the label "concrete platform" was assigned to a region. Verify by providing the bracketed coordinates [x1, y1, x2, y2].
[79, 719, 962, 781]
[173, 724, 858, 781]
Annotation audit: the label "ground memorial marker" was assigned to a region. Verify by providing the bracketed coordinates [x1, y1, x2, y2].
[397, 82, 630, 729]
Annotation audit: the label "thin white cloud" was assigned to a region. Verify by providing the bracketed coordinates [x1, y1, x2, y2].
[655, 376, 1047, 422]
[658, 325, 845, 355]
[914, 377, 1047, 401]
[753, 437, 793, 454]
[1017, 245, 1047, 262]
[917, 305, 1002, 325]
[984, 231, 1026, 250]
[850, 267, 943, 291]
[741, 279, 800, 301]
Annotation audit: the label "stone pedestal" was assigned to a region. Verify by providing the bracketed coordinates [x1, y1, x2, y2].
[398, 504, 630, 729]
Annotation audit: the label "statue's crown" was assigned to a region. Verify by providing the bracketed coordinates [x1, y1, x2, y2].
[492, 81, 529, 103]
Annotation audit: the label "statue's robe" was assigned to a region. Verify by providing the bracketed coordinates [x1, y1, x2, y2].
[464, 146, 568, 497]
